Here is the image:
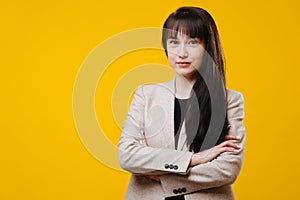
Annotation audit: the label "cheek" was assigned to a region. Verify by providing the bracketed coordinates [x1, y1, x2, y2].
[190, 51, 205, 69]
[167, 52, 176, 62]
[192, 49, 205, 62]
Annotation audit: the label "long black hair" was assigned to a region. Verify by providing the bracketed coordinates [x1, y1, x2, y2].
[162, 7, 229, 153]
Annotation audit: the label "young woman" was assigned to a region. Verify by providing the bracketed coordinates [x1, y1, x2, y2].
[118, 6, 245, 200]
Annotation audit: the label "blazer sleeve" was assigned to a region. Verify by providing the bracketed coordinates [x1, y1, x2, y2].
[118, 85, 193, 175]
[159, 91, 246, 197]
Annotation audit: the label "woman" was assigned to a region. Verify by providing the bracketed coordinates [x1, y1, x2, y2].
[118, 6, 245, 200]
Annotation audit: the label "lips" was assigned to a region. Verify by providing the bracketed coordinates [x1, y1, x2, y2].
[176, 62, 191, 67]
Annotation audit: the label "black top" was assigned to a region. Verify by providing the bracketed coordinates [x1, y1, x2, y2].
[174, 97, 190, 149]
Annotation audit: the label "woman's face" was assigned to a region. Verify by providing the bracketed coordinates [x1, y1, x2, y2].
[166, 33, 205, 79]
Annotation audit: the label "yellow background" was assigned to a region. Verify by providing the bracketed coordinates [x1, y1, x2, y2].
[1, 0, 300, 199]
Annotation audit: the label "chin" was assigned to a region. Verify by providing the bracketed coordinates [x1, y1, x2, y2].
[175, 68, 197, 77]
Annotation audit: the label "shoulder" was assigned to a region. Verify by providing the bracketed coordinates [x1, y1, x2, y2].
[136, 80, 174, 97]
[226, 89, 245, 119]
[226, 89, 244, 107]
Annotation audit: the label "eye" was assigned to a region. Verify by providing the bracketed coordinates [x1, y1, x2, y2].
[188, 39, 199, 46]
[167, 39, 179, 45]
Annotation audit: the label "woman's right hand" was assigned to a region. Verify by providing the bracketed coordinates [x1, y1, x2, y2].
[189, 135, 241, 166]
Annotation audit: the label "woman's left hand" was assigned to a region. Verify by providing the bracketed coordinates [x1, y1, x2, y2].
[145, 174, 161, 182]
[141, 135, 161, 182]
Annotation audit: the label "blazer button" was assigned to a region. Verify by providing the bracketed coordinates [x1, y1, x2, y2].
[182, 187, 187, 192]
[169, 164, 174, 169]
[173, 189, 178, 194]
[165, 164, 169, 169]
[173, 165, 178, 170]
[177, 188, 182, 193]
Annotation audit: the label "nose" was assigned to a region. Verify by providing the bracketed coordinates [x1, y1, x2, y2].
[178, 44, 188, 58]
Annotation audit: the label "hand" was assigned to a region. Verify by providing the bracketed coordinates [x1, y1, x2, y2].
[141, 135, 148, 146]
[189, 135, 241, 166]
[145, 175, 161, 182]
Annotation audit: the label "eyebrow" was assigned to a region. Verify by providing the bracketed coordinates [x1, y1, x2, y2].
[167, 36, 178, 39]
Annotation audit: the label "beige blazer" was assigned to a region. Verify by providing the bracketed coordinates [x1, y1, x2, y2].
[118, 77, 246, 200]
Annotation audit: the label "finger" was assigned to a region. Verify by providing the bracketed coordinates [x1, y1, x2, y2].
[216, 140, 231, 148]
[219, 140, 240, 149]
[142, 139, 147, 146]
[219, 147, 235, 154]
[145, 175, 154, 179]
[145, 175, 153, 181]
[145, 175, 160, 182]
[224, 141, 240, 150]
[224, 134, 241, 141]
[141, 135, 148, 146]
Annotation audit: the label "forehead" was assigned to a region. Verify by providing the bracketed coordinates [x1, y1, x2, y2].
[167, 31, 193, 39]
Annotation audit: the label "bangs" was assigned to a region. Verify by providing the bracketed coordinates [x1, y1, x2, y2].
[162, 11, 208, 49]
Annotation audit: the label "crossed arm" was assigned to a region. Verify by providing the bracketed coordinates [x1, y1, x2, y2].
[118, 86, 245, 196]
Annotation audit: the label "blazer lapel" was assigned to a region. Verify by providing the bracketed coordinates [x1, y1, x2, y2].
[177, 119, 190, 151]
[157, 78, 176, 149]
[160, 77, 190, 151]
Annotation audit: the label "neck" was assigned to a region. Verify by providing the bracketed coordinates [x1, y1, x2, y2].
[174, 74, 196, 99]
